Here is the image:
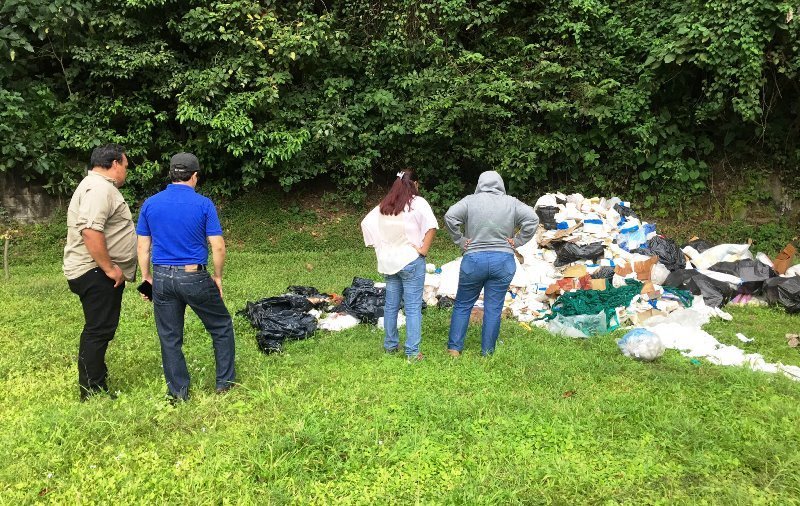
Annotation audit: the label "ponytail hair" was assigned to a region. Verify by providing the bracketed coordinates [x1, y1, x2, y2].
[379, 169, 419, 215]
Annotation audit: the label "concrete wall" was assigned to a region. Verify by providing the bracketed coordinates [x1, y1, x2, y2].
[770, 173, 800, 225]
[0, 172, 60, 223]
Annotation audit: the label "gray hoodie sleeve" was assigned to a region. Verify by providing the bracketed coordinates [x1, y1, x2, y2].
[444, 198, 469, 249]
[511, 199, 538, 248]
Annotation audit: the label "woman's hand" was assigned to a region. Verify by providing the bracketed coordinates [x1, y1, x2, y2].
[416, 246, 428, 257]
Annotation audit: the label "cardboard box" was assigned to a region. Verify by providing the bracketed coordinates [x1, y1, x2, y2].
[469, 307, 484, 324]
[634, 308, 668, 323]
[590, 278, 607, 291]
[615, 256, 658, 281]
[538, 223, 583, 246]
[545, 283, 561, 296]
[773, 243, 797, 275]
[563, 264, 588, 278]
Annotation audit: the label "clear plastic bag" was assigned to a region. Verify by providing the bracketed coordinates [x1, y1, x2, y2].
[617, 328, 665, 361]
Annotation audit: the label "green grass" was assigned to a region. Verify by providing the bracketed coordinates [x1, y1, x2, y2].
[1, 190, 799, 503]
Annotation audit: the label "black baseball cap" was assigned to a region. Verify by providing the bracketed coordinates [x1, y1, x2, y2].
[169, 152, 201, 178]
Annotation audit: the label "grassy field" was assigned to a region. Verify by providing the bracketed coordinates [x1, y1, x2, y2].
[1, 190, 799, 504]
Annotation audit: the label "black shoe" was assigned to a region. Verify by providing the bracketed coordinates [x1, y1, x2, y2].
[384, 346, 400, 354]
[79, 384, 112, 402]
[216, 384, 236, 395]
[166, 393, 189, 405]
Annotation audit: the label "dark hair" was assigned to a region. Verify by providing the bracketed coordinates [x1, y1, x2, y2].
[90, 143, 126, 169]
[170, 170, 195, 183]
[379, 169, 419, 215]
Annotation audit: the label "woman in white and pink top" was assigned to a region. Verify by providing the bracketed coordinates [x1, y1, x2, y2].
[361, 169, 439, 361]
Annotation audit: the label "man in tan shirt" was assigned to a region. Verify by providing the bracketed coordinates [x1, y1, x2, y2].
[63, 143, 137, 401]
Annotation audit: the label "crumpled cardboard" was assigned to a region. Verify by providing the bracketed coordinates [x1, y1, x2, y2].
[615, 256, 659, 281]
[773, 243, 797, 275]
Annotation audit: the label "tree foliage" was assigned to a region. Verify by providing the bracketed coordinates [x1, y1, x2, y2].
[1, 0, 798, 204]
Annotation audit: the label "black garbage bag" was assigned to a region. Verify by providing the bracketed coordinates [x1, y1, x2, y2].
[614, 203, 639, 220]
[334, 277, 386, 323]
[684, 238, 713, 253]
[256, 337, 283, 355]
[241, 295, 312, 322]
[709, 260, 776, 295]
[591, 266, 616, 279]
[663, 269, 738, 307]
[535, 206, 559, 231]
[286, 285, 331, 308]
[351, 277, 376, 289]
[763, 276, 800, 313]
[553, 242, 605, 267]
[255, 310, 318, 341]
[437, 296, 455, 308]
[643, 236, 686, 272]
[239, 293, 320, 355]
[286, 285, 321, 297]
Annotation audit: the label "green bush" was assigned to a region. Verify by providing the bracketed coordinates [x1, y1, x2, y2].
[2, 0, 799, 204]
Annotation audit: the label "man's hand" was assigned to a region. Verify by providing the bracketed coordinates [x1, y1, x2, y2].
[105, 264, 125, 288]
[213, 276, 223, 299]
[463, 238, 472, 251]
[507, 237, 516, 248]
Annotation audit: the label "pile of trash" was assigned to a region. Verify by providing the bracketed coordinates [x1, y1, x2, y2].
[240, 192, 799, 381]
[421, 193, 800, 380]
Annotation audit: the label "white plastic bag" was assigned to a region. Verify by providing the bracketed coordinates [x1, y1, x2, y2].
[784, 265, 800, 277]
[689, 243, 754, 270]
[319, 313, 360, 332]
[650, 263, 671, 285]
[377, 311, 405, 329]
[756, 252, 774, 268]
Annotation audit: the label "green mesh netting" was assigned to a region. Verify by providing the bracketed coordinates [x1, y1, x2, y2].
[545, 280, 643, 325]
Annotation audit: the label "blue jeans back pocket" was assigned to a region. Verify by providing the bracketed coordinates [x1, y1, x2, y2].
[461, 255, 476, 276]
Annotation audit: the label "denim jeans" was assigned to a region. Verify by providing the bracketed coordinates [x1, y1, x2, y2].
[67, 267, 125, 399]
[447, 251, 516, 355]
[153, 265, 235, 400]
[383, 256, 425, 356]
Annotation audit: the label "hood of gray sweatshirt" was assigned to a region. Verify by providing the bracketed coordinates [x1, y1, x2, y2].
[444, 171, 539, 255]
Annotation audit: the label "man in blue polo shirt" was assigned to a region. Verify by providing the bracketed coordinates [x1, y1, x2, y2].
[136, 152, 235, 401]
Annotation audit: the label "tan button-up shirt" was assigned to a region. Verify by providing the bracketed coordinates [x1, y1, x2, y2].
[63, 171, 138, 280]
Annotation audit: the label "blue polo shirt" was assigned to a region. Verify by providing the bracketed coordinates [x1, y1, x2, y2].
[136, 184, 223, 265]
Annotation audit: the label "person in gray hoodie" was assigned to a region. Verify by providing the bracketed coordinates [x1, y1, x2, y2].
[444, 171, 538, 356]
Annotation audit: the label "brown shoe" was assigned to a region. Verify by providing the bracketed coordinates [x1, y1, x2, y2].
[407, 352, 424, 363]
[447, 349, 461, 357]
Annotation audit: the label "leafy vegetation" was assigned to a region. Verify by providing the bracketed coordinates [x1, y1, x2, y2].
[2, 1, 800, 204]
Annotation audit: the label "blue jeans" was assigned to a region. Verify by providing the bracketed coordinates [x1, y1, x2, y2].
[153, 265, 236, 399]
[383, 256, 425, 356]
[447, 252, 516, 355]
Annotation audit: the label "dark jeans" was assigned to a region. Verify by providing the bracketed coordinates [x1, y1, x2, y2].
[153, 265, 236, 400]
[67, 267, 125, 399]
